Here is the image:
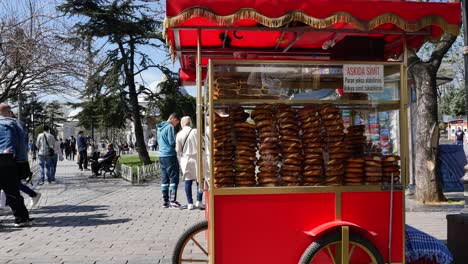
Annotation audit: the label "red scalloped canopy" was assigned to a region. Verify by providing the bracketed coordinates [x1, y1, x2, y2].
[164, 0, 461, 83]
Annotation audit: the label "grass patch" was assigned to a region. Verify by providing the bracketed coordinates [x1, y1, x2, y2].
[119, 155, 158, 174]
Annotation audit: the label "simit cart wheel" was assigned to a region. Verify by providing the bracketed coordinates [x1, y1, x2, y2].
[299, 229, 384, 264]
[172, 220, 209, 264]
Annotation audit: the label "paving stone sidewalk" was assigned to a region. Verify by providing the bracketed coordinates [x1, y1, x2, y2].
[0, 159, 204, 264]
[0, 159, 458, 263]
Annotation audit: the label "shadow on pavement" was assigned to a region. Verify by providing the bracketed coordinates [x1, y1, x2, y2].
[31, 214, 131, 227]
[32, 204, 109, 214]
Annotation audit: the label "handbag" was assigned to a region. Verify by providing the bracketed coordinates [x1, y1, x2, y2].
[43, 133, 55, 157]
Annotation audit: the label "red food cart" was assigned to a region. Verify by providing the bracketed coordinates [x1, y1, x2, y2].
[163, 1, 461, 263]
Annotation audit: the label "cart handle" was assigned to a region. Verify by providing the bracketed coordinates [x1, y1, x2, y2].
[305, 221, 377, 238]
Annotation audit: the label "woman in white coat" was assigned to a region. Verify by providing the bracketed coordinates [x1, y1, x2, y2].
[176, 116, 204, 210]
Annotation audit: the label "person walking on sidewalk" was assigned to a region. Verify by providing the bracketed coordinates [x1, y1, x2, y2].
[176, 116, 204, 210]
[77, 131, 88, 171]
[157, 113, 181, 209]
[8, 110, 41, 208]
[455, 127, 465, 145]
[36, 125, 56, 184]
[70, 136, 77, 161]
[0, 103, 31, 227]
[50, 134, 63, 182]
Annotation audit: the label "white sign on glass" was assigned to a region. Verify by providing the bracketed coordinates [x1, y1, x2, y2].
[343, 64, 384, 93]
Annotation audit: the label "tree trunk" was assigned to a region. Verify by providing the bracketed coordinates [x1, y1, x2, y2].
[411, 62, 446, 203]
[128, 81, 152, 165]
[117, 40, 151, 165]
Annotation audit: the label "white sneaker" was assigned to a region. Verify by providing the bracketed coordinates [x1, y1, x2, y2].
[195, 201, 205, 210]
[31, 193, 41, 208]
[187, 204, 194, 210]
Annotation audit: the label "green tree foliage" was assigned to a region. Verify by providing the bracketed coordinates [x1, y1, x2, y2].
[145, 67, 196, 125]
[58, 0, 165, 165]
[439, 86, 466, 117]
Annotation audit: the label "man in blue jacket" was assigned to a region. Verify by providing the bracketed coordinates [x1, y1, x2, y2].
[157, 113, 180, 208]
[0, 103, 31, 227]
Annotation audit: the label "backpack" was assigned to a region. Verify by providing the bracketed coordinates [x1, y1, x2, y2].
[0, 118, 18, 155]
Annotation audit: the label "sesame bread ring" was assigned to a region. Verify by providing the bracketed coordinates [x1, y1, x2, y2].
[277, 111, 296, 119]
[214, 175, 234, 181]
[303, 142, 322, 148]
[304, 158, 323, 165]
[326, 125, 345, 132]
[346, 167, 364, 173]
[257, 159, 279, 166]
[365, 156, 382, 161]
[235, 155, 256, 162]
[235, 170, 255, 177]
[324, 137, 344, 143]
[213, 160, 233, 166]
[281, 140, 302, 148]
[303, 170, 322, 176]
[327, 131, 345, 137]
[300, 115, 321, 123]
[304, 147, 323, 154]
[257, 177, 279, 184]
[251, 109, 272, 119]
[259, 131, 279, 138]
[235, 158, 255, 165]
[303, 137, 322, 144]
[346, 163, 364, 169]
[328, 147, 346, 154]
[327, 163, 345, 171]
[326, 169, 345, 176]
[304, 153, 323, 160]
[234, 122, 255, 129]
[235, 133, 257, 140]
[347, 157, 365, 163]
[344, 178, 363, 184]
[252, 113, 272, 121]
[259, 165, 279, 172]
[260, 155, 280, 162]
[257, 172, 278, 179]
[214, 183, 234, 188]
[280, 129, 300, 136]
[383, 166, 400, 172]
[327, 159, 343, 165]
[236, 145, 256, 151]
[383, 155, 401, 161]
[303, 127, 322, 134]
[281, 135, 302, 142]
[258, 126, 278, 133]
[262, 137, 279, 144]
[329, 153, 349, 160]
[282, 158, 301, 165]
[255, 119, 274, 128]
[258, 143, 279, 150]
[281, 176, 299, 182]
[320, 105, 340, 114]
[365, 161, 382, 167]
[365, 166, 382, 172]
[235, 179, 257, 185]
[236, 141, 257, 147]
[259, 149, 280, 156]
[383, 161, 399, 166]
[282, 165, 301, 172]
[324, 176, 342, 183]
[302, 131, 322, 138]
[322, 113, 342, 120]
[344, 172, 363, 178]
[234, 165, 256, 172]
[365, 171, 383, 177]
[281, 152, 299, 158]
[214, 171, 234, 178]
[304, 164, 323, 171]
[328, 141, 345, 148]
[324, 119, 344, 127]
[213, 151, 233, 158]
[235, 149, 257, 155]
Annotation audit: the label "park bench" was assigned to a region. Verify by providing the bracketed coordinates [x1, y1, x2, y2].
[99, 155, 120, 179]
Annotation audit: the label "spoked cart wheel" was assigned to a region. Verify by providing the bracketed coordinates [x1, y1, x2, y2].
[172, 221, 209, 264]
[299, 227, 384, 264]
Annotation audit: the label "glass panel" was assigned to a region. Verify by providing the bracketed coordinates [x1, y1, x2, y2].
[208, 61, 402, 188]
[212, 63, 400, 102]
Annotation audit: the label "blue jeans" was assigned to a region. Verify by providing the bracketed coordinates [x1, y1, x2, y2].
[185, 180, 202, 204]
[160, 156, 179, 203]
[456, 140, 463, 145]
[39, 155, 54, 182]
[50, 154, 58, 181]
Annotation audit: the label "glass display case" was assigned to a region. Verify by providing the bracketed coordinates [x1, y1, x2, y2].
[205, 60, 407, 190]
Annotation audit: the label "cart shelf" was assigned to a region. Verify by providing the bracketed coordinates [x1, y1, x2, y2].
[213, 185, 403, 195]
